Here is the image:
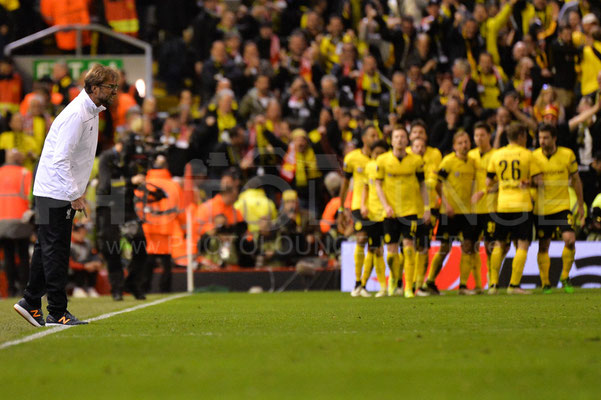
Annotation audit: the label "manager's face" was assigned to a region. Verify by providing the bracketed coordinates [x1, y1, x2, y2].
[95, 80, 118, 107]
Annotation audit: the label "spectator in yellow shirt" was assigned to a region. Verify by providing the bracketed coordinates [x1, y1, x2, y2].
[0, 112, 41, 171]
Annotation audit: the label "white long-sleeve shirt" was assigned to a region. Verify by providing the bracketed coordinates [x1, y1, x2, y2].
[33, 89, 105, 202]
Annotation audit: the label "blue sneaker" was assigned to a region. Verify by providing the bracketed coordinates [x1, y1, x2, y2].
[14, 298, 45, 327]
[46, 311, 88, 326]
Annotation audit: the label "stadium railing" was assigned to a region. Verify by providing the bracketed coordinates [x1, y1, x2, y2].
[3, 23, 152, 94]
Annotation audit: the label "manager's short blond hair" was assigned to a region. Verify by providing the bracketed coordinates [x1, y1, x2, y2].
[84, 64, 119, 94]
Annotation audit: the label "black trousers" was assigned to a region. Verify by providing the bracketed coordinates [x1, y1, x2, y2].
[99, 233, 147, 295]
[143, 254, 172, 293]
[97, 206, 147, 295]
[72, 269, 97, 288]
[24, 196, 74, 317]
[1, 238, 30, 296]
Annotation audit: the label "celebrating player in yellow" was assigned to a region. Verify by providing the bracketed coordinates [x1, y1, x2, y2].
[486, 123, 541, 294]
[340, 125, 379, 297]
[376, 127, 430, 298]
[409, 137, 438, 295]
[468, 122, 497, 292]
[359, 140, 390, 297]
[533, 124, 585, 293]
[425, 131, 477, 295]
[408, 120, 442, 294]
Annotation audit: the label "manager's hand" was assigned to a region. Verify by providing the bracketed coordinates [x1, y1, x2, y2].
[71, 196, 86, 211]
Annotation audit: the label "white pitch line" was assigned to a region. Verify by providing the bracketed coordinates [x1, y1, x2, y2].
[1, 292, 191, 351]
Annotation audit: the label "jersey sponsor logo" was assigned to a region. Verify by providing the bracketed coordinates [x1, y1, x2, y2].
[387, 172, 414, 178]
[544, 169, 566, 176]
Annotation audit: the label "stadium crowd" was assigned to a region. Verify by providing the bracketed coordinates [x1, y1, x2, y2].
[1, 0, 601, 299]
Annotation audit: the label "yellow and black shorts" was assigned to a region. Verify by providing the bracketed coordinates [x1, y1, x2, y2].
[435, 213, 477, 242]
[534, 210, 574, 240]
[351, 209, 368, 232]
[415, 219, 434, 249]
[383, 215, 419, 244]
[474, 213, 496, 242]
[493, 212, 533, 242]
[366, 220, 384, 248]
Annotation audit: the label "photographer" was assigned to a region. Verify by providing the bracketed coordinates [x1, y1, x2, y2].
[275, 190, 320, 266]
[196, 171, 252, 268]
[96, 132, 147, 301]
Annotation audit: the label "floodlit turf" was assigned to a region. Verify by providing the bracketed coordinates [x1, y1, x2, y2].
[0, 294, 167, 343]
[1, 290, 601, 399]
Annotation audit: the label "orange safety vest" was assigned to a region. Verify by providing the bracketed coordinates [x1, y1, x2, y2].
[40, 0, 91, 51]
[0, 165, 31, 220]
[136, 169, 184, 255]
[19, 93, 36, 116]
[170, 202, 197, 267]
[195, 194, 243, 237]
[320, 197, 341, 234]
[0, 72, 22, 116]
[110, 92, 137, 129]
[319, 193, 352, 234]
[103, 0, 139, 37]
[182, 163, 195, 209]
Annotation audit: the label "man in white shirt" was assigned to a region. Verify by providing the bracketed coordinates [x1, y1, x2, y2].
[14, 64, 119, 327]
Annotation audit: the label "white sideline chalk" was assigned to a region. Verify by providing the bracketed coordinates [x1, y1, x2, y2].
[0, 293, 191, 350]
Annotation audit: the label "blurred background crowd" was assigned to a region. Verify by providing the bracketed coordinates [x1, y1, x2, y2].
[1, 0, 601, 298]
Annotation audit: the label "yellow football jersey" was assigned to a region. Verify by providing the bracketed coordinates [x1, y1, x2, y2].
[376, 151, 425, 217]
[365, 160, 384, 222]
[319, 35, 342, 73]
[468, 147, 498, 214]
[408, 146, 442, 210]
[532, 147, 578, 215]
[437, 153, 476, 215]
[343, 148, 371, 211]
[487, 143, 541, 213]
[473, 67, 507, 109]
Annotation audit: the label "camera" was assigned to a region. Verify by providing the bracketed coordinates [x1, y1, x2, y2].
[122, 132, 168, 174]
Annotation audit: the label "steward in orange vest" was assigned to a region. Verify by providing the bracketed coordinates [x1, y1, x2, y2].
[40, 0, 91, 51]
[0, 58, 22, 117]
[0, 150, 33, 296]
[135, 161, 184, 292]
[103, 0, 139, 37]
[136, 167, 184, 255]
[194, 173, 252, 267]
[0, 149, 33, 235]
[196, 192, 244, 238]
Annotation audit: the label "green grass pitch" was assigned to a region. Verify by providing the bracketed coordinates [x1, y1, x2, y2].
[1, 290, 601, 399]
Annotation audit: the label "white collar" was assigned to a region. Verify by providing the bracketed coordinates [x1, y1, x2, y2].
[79, 89, 106, 115]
